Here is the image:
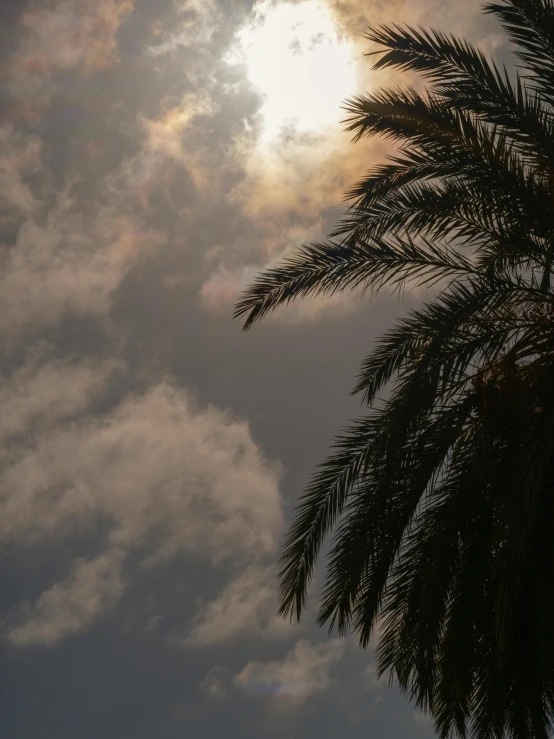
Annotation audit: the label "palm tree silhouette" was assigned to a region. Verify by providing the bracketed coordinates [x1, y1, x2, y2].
[235, 1, 554, 737]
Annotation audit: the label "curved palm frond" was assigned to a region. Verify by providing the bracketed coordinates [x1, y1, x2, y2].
[485, 0, 554, 102]
[234, 1, 554, 737]
[364, 23, 554, 164]
[351, 277, 543, 406]
[233, 234, 478, 330]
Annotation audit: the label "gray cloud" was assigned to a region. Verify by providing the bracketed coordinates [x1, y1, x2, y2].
[147, 0, 221, 57]
[0, 196, 163, 341]
[1, 380, 283, 645]
[200, 665, 231, 700]
[5, 0, 134, 117]
[183, 564, 297, 648]
[6, 550, 125, 647]
[0, 351, 122, 443]
[233, 638, 347, 710]
[0, 125, 44, 224]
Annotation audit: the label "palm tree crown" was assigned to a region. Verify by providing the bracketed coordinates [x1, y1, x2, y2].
[235, 1, 554, 737]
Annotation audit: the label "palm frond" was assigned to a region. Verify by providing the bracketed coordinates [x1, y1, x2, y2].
[277, 413, 387, 621]
[364, 23, 554, 164]
[341, 91, 536, 214]
[234, 235, 478, 330]
[234, 3, 554, 736]
[317, 394, 477, 642]
[485, 0, 554, 103]
[351, 277, 543, 405]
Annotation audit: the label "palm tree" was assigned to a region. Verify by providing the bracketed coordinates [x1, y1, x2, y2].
[235, 1, 554, 737]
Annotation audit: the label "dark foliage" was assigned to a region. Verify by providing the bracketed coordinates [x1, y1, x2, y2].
[235, 2, 554, 737]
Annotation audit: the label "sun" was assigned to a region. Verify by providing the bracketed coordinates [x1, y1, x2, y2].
[230, 0, 357, 141]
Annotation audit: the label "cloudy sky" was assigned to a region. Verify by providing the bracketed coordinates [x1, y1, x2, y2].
[0, 0, 512, 736]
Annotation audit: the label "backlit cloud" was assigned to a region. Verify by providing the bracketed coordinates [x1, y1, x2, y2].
[196, 0, 507, 321]
[113, 91, 219, 210]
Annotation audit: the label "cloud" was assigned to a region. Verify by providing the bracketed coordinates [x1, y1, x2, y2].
[183, 564, 294, 648]
[233, 638, 346, 710]
[0, 191, 164, 340]
[413, 709, 432, 725]
[1, 380, 283, 645]
[198, 125, 384, 316]
[0, 102, 176, 346]
[0, 352, 122, 443]
[0, 0, 510, 660]
[196, 0, 508, 323]
[141, 614, 162, 633]
[147, 0, 220, 57]
[330, 0, 505, 52]
[363, 662, 386, 691]
[0, 0, 286, 652]
[200, 260, 361, 326]
[17, 0, 133, 74]
[199, 264, 258, 313]
[192, 0, 386, 320]
[200, 666, 230, 700]
[6, 0, 134, 115]
[112, 91, 219, 211]
[0, 125, 44, 226]
[6, 550, 125, 647]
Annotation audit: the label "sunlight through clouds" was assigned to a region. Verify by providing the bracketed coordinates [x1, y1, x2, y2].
[0, 0, 508, 734]
[227, 0, 357, 141]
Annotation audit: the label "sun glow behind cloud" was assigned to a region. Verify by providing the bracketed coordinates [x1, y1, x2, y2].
[229, 0, 357, 141]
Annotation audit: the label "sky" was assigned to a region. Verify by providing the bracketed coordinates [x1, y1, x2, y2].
[0, 1, 512, 737]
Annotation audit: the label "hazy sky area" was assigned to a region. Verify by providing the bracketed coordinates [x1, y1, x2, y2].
[0, 1, 514, 737]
